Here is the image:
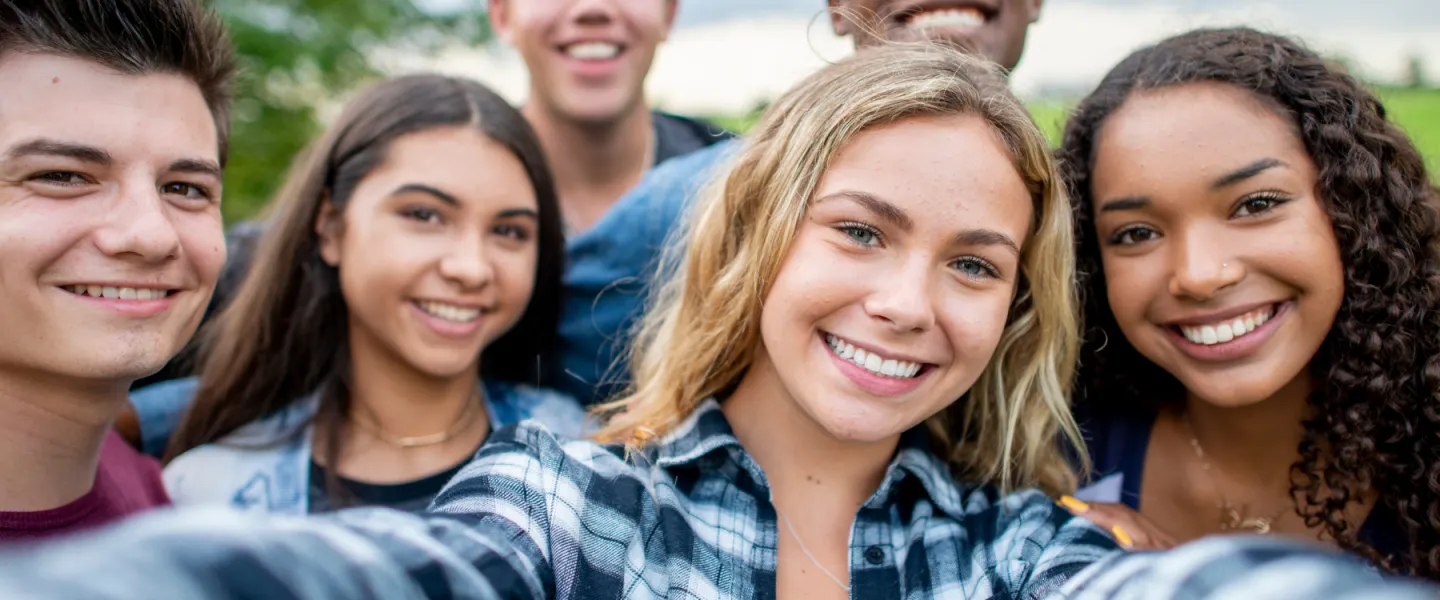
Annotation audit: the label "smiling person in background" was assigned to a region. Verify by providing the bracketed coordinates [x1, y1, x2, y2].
[0, 0, 233, 540]
[1057, 28, 1440, 580]
[828, 0, 1043, 71]
[159, 74, 587, 515]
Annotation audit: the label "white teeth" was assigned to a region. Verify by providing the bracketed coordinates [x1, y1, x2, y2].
[825, 334, 923, 380]
[1179, 306, 1276, 346]
[64, 285, 170, 301]
[909, 8, 985, 30]
[417, 301, 480, 324]
[565, 42, 620, 60]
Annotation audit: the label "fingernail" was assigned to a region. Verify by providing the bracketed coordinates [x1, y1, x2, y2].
[1111, 525, 1133, 548]
[1058, 495, 1090, 513]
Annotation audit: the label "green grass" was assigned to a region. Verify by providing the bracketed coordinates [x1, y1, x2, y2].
[705, 86, 1440, 174]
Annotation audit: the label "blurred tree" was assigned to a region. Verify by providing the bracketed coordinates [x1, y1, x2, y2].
[213, 0, 490, 223]
[1406, 52, 1428, 89]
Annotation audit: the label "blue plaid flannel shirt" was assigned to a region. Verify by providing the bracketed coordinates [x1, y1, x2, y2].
[0, 399, 1432, 599]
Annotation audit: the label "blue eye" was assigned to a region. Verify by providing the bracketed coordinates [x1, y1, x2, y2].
[838, 222, 882, 246]
[952, 257, 999, 279]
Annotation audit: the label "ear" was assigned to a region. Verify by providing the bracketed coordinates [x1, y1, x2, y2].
[1025, 0, 1044, 23]
[660, 0, 678, 42]
[314, 195, 343, 267]
[488, 0, 516, 45]
[827, 0, 855, 37]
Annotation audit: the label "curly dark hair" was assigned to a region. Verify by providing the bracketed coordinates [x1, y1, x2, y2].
[1056, 27, 1440, 579]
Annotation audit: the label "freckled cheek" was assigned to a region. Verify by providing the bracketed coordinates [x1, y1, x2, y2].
[937, 295, 1012, 362]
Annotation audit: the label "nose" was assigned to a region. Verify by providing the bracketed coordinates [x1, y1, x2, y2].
[1167, 229, 1243, 300]
[92, 181, 181, 263]
[570, 0, 616, 25]
[862, 258, 936, 333]
[438, 229, 495, 290]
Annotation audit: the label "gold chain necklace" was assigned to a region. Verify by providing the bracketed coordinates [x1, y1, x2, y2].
[1183, 414, 1287, 534]
[350, 388, 482, 449]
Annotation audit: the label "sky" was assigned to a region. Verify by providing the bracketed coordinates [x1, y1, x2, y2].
[400, 0, 1440, 115]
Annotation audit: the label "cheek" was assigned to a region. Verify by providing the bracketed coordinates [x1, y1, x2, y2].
[176, 212, 226, 283]
[939, 292, 1012, 362]
[0, 200, 95, 278]
[494, 244, 539, 307]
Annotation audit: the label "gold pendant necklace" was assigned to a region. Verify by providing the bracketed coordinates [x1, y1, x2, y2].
[350, 388, 482, 449]
[1183, 414, 1287, 534]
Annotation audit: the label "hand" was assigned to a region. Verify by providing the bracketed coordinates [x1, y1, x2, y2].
[1059, 496, 1179, 551]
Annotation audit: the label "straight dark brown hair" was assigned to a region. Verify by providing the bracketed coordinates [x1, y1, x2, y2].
[164, 75, 565, 507]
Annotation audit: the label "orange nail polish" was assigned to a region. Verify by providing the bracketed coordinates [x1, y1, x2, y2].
[1111, 525, 1133, 547]
[1059, 495, 1090, 513]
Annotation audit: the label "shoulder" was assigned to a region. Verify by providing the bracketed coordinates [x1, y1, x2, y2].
[962, 485, 1117, 564]
[434, 420, 647, 514]
[163, 410, 315, 512]
[652, 111, 735, 162]
[484, 381, 590, 439]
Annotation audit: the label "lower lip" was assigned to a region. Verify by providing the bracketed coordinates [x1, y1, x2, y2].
[61, 288, 176, 318]
[1164, 302, 1289, 363]
[560, 52, 623, 78]
[410, 303, 483, 339]
[821, 333, 930, 397]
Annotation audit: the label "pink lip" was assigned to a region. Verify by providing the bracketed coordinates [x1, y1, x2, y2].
[1163, 302, 1289, 363]
[822, 334, 931, 397]
[59, 287, 176, 319]
[410, 303, 483, 339]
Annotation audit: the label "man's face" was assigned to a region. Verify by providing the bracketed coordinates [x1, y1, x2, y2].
[0, 53, 226, 389]
[829, 0, 1043, 71]
[490, 0, 677, 125]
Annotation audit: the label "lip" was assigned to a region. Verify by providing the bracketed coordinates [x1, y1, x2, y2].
[1161, 300, 1285, 327]
[821, 333, 933, 397]
[1162, 301, 1290, 363]
[825, 331, 933, 365]
[56, 284, 179, 319]
[554, 38, 628, 79]
[409, 302, 484, 339]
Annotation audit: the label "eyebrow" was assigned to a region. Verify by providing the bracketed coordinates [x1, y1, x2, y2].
[955, 228, 1021, 256]
[1098, 196, 1150, 213]
[393, 183, 461, 206]
[5, 138, 112, 165]
[1211, 158, 1286, 190]
[815, 190, 914, 233]
[496, 208, 538, 219]
[169, 158, 222, 181]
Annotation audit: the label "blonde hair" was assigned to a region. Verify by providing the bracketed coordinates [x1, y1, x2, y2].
[596, 43, 1084, 495]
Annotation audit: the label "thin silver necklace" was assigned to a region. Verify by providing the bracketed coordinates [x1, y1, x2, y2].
[775, 505, 851, 593]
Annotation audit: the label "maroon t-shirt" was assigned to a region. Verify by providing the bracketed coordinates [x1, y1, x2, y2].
[0, 431, 170, 541]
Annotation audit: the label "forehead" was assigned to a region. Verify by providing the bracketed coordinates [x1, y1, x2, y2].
[361, 127, 536, 207]
[0, 53, 218, 165]
[818, 114, 1033, 238]
[1092, 83, 1309, 194]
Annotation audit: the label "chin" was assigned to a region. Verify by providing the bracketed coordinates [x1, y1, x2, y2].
[811, 403, 908, 444]
[558, 92, 639, 124]
[1178, 378, 1283, 409]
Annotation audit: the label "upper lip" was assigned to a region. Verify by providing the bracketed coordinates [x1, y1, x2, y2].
[827, 331, 935, 364]
[57, 281, 182, 291]
[1161, 300, 1282, 327]
[414, 298, 489, 311]
[555, 37, 627, 50]
[887, 0, 999, 23]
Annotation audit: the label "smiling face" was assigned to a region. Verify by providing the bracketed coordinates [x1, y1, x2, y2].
[0, 53, 225, 387]
[489, 0, 676, 125]
[317, 126, 539, 380]
[828, 0, 1042, 70]
[1089, 82, 1345, 407]
[754, 113, 1033, 443]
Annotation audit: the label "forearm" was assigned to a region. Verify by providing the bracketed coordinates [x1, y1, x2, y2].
[0, 507, 549, 600]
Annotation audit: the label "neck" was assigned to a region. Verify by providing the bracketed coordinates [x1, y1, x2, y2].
[522, 98, 655, 234]
[1184, 373, 1311, 487]
[0, 367, 127, 511]
[722, 354, 896, 513]
[344, 333, 486, 440]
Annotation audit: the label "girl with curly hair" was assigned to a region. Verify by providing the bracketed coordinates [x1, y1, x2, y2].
[1054, 27, 1440, 579]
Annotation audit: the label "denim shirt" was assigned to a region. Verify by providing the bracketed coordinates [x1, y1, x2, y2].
[155, 378, 589, 515]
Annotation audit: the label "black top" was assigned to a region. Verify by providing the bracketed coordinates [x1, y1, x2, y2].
[306, 457, 470, 514]
[1075, 406, 1408, 562]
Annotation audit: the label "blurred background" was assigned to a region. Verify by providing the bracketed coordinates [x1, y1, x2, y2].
[215, 0, 1440, 222]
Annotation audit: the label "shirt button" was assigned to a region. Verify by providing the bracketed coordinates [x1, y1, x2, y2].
[864, 546, 885, 565]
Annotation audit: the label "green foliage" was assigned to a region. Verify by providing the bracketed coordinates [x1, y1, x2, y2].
[214, 0, 490, 223]
[707, 86, 1440, 176]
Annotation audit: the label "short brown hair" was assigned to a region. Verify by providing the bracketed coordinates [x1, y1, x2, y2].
[0, 0, 236, 165]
